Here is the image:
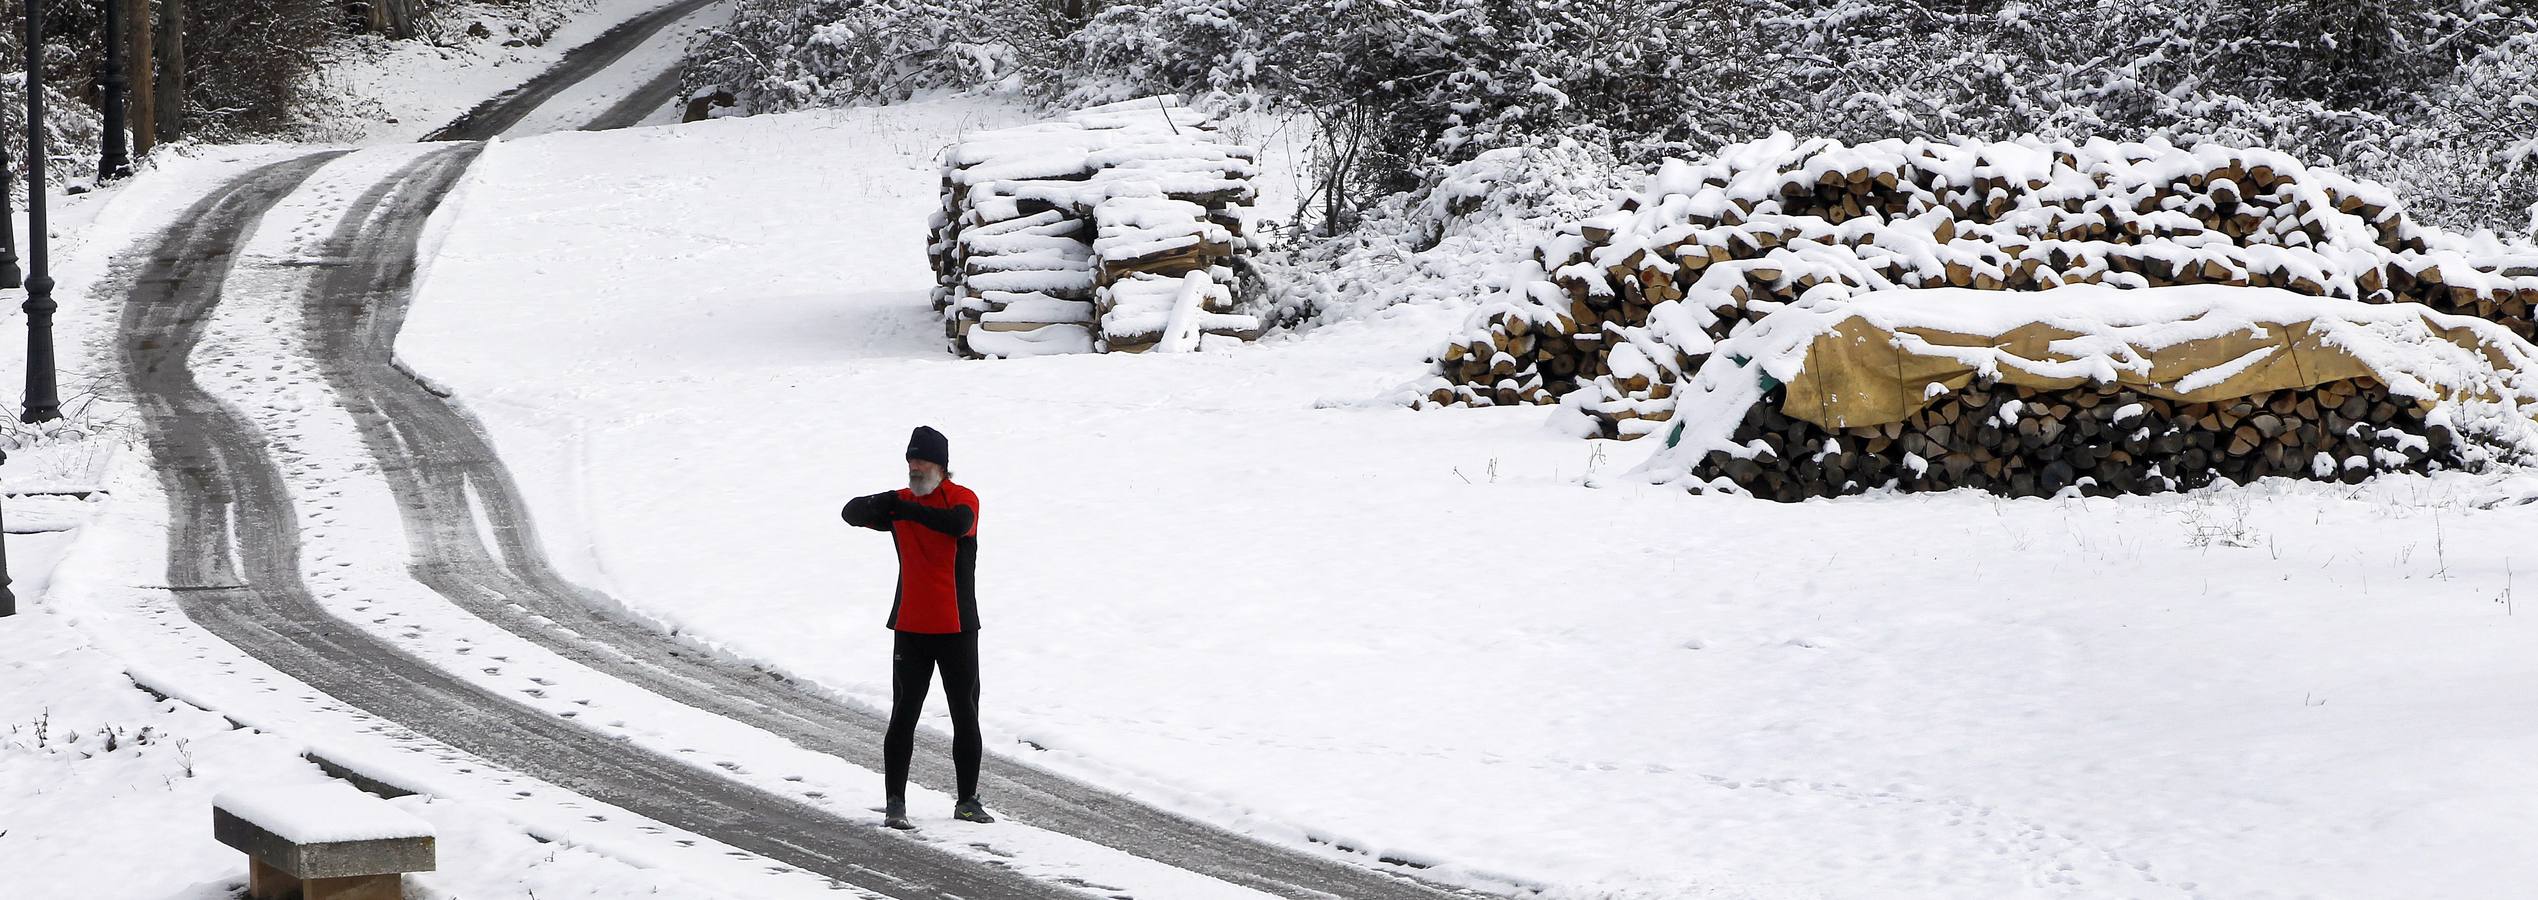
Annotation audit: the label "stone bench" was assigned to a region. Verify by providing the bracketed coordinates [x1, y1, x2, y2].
[213, 783, 437, 900]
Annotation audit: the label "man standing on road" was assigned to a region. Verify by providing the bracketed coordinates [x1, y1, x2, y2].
[841, 426, 994, 830]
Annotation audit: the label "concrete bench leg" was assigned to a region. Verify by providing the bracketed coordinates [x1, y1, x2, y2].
[249, 858, 296, 899]
[250, 858, 405, 900]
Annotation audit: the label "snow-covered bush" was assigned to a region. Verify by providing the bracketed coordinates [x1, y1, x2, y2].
[1051, 0, 2538, 237]
[681, 0, 2538, 239]
[0, 74, 102, 199]
[2390, 30, 2538, 239]
[1255, 139, 1628, 331]
[159, 0, 339, 139]
[1060, 0, 1755, 229]
[682, 0, 1055, 114]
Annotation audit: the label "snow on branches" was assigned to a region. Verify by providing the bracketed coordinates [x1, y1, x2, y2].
[680, 0, 1044, 115]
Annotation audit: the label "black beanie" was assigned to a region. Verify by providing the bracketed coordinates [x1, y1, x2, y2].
[906, 426, 950, 468]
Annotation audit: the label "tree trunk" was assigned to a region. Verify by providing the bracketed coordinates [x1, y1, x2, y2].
[154, 0, 182, 141]
[393, 0, 421, 39]
[128, 0, 153, 156]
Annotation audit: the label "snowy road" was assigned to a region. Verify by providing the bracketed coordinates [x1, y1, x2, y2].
[425, 0, 724, 140]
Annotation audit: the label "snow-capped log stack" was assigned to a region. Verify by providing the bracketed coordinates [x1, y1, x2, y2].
[1418, 135, 2538, 442]
[1633, 285, 2538, 499]
[1091, 198, 1260, 352]
[929, 97, 1262, 359]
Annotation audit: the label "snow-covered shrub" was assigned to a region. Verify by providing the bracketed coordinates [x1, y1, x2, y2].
[0, 74, 102, 199]
[680, 0, 2538, 239]
[1051, 0, 2538, 236]
[682, 0, 1056, 114]
[2387, 30, 2538, 240]
[1059, 0, 1757, 229]
[1254, 139, 1627, 331]
[0, 5, 104, 181]
[168, 0, 340, 139]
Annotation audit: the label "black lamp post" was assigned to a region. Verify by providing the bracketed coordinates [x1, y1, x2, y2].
[0, 449, 12, 618]
[0, 93, 17, 290]
[97, 0, 128, 181]
[21, 0, 58, 425]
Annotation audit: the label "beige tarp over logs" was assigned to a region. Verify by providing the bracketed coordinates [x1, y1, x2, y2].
[1779, 314, 2513, 430]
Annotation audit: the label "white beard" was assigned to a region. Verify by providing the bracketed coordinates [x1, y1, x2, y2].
[909, 471, 943, 496]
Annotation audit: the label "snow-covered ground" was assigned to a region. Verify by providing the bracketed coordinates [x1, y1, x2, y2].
[0, 147, 811, 900]
[2, 596, 711, 900]
[396, 97, 2538, 898]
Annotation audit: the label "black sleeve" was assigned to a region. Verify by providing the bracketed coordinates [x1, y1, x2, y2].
[892, 496, 976, 537]
[840, 492, 899, 532]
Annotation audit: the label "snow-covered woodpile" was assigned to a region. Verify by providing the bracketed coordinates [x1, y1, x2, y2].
[1416, 135, 2538, 498]
[1423, 136, 2538, 441]
[1707, 376, 2444, 500]
[1633, 285, 2538, 499]
[929, 97, 1263, 359]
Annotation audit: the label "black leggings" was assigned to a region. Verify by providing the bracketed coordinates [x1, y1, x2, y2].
[885, 630, 981, 802]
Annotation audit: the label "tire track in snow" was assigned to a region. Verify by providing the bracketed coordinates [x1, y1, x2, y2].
[585, 60, 687, 131]
[425, 0, 720, 140]
[120, 147, 1085, 900]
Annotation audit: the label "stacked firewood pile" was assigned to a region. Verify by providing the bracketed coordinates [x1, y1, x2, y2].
[929, 97, 1263, 358]
[1421, 136, 2538, 447]
[1091, 197, 1259, 352]
[1627, 283, 2538, 498]
[1702, 377, 2448, 501]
